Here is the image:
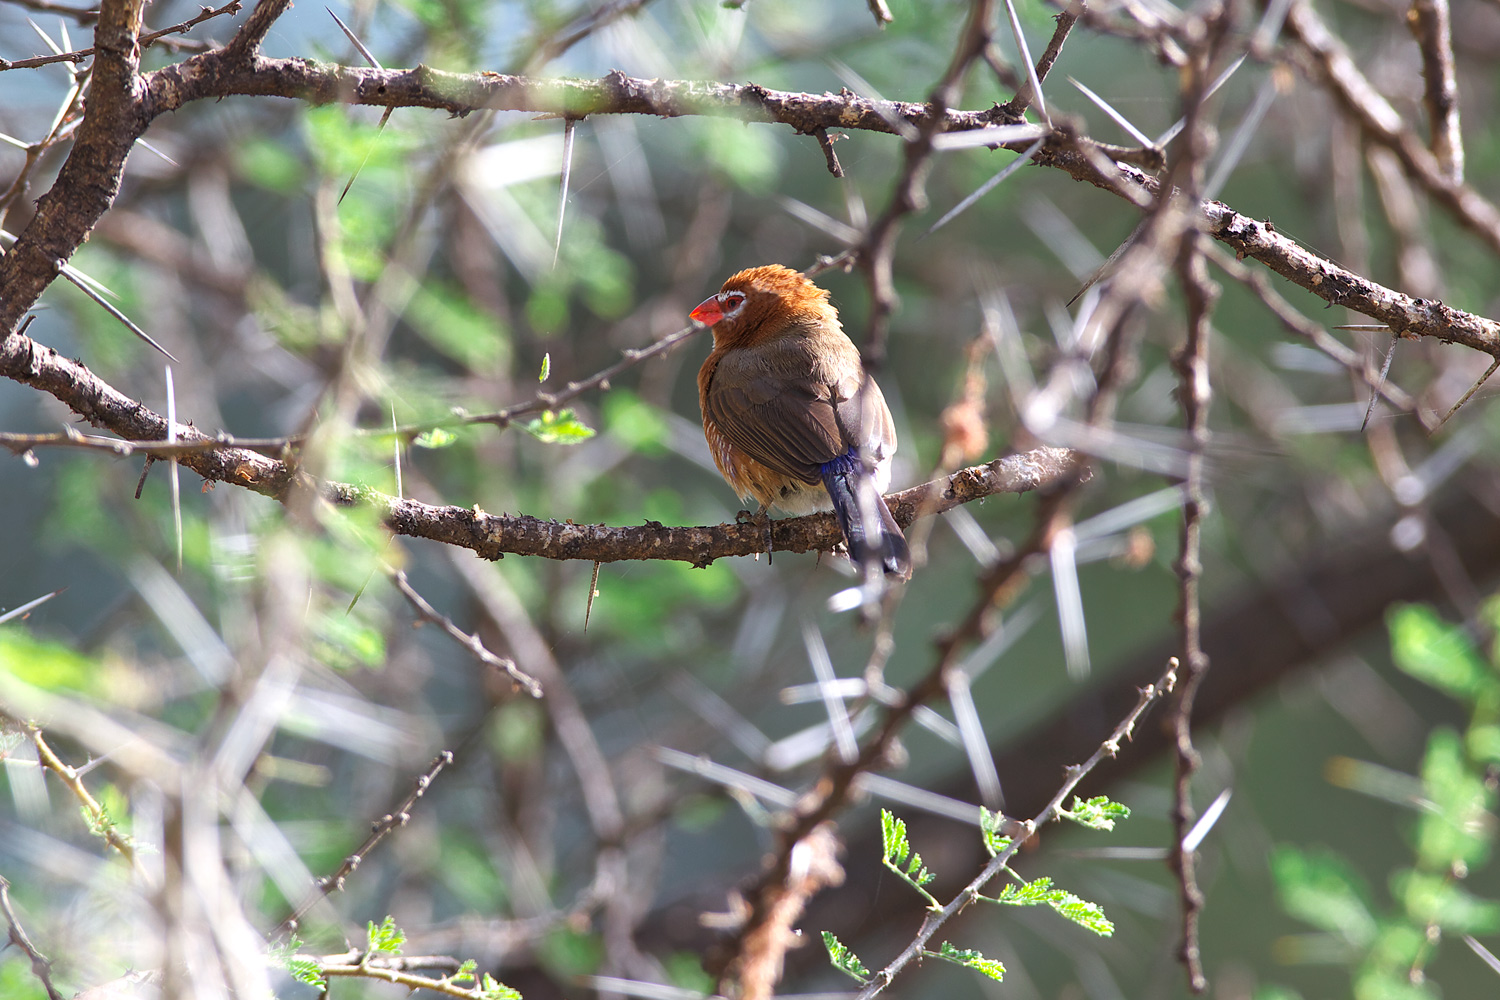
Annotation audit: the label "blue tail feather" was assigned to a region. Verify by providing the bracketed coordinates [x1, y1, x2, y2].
[820, 453, 912, 580]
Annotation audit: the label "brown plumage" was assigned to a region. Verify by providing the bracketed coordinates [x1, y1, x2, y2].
[691, 265, 911, 579]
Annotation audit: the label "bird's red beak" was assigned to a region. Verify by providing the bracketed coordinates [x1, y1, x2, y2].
[689, 295, 724, 326]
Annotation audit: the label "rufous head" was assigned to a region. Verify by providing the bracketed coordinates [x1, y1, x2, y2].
[689, 265, 840, 347]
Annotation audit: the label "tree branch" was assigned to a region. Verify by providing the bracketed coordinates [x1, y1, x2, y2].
[1, 316, 1076, 564]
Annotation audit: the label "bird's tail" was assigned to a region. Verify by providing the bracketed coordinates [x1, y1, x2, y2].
[822, 455, 912, 580]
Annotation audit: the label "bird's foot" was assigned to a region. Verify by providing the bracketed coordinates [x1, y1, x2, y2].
[737, 506, 773, 564]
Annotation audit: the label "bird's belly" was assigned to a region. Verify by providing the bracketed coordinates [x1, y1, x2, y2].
[763, 480, 833, 516]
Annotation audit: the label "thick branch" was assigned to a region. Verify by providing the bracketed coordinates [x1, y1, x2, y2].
[0, 321, 1074, 564]
[0, 0, 148, 336]
[1203, 200, 1500, 357]
[143, 60, 1024, 135]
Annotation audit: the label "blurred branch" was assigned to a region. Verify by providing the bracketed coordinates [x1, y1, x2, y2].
[669, 473, 1500, 976]
[4, 0, 98, 21]
[517, 0, 656, 74]
[1405, 0, 1462, 184]
[1285, 0, 1497, 254]
[852, 0, 995, 367]
[0, 875, 65, 1000]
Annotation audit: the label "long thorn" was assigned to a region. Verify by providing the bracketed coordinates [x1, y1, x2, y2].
[1005, 0, 1049, 124]
[165, 366, 183, 573]
[1361, 336, 1397, 432]
[328, 7, 390, 204]
[584, 560, 602, 631]
[1437, 356, 1500, 430]
[1070, 77, 1153, 147]
[925, 138, 1044, 238]
[554, 118, 576, 268]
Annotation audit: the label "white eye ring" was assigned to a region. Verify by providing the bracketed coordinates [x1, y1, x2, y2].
[718, 290, 747, 319]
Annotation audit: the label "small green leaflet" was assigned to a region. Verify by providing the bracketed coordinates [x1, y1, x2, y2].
[993, 877, 1114, 936]
[931, 941, 1005, 982]
[412, 427, 457, 449]
[266, 937, 324, 988]
[822, 930, 870, 983]
[478, 974, 523, 1000]
[1062, 795, 1130, 831]
[980, 806, 1013, 857]
[880, 809, 938, 906]
[367, 915, 405, 955]
[523, 408, 595, 444]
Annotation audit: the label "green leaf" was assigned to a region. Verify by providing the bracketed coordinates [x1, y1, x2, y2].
[821, 930, 870, 983]
[1387, 604, 1492, 702]
[478, 973, 523, 999]
[366, 915, 405, 955]
[1061, 795, 1130, 831]
[1271, 846, 1378, 947]
[880, 810, 937, 904]
[991, 876, 1113, 935]
[522, 409, 596, 444]
[412, 427, 458, 450]
[286, 954, 324, 988]
[266, 937, 325, 988]
[930, 941, 1005, 981]
[1392, 869, 1500, 932]
[1048, 892, 1114, 936]
[980, 806, 1013, 857]
[1413, 728, 1493, 869]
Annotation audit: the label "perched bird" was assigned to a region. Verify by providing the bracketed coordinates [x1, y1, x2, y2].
[691, 265, 912, 580]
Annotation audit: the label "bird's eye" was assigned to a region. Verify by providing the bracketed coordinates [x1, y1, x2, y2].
[719, 290, 747, 317]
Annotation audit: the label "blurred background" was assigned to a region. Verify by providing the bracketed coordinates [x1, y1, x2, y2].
[3, 0, 1500, 997]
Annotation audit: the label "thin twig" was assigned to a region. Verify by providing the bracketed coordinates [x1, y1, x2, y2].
[274, 751, 457, 936]
[1162, 9, 1230, 987]
[392, 569, 542, 697]
[0, 1, 243, 73]
[0, 876, 65, 1000]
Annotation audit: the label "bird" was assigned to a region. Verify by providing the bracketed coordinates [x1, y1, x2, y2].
[691, 264, 912, 580]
